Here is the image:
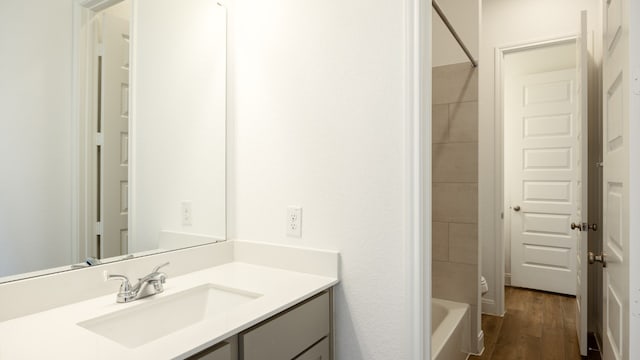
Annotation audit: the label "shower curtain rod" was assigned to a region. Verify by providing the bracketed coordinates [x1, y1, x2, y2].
[432, 0, 478, 67]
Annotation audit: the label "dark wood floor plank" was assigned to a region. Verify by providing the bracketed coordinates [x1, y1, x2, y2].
[469, 314, 503, 360]
[540, 291, 566, 360]
[482, 314, 504, 345]
[523, 334, 542, 360]
[524, 289, 544, 338]
[561, 295, 582, 360]
[471, 287, 583, 360]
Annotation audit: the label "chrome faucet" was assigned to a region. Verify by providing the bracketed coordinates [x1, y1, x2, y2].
[107, 262, 170, 303]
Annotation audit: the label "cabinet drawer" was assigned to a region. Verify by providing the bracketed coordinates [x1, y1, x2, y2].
[240, 292, 330, 360]
[294, 337, 330, 360]
[187, 341, 231, 360]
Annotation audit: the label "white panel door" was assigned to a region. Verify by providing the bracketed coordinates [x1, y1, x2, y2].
[575, 10, 589, 357]
[100, 13, 129, 258]
[510, 68, 579, 295]
[602, 0, 630, 359]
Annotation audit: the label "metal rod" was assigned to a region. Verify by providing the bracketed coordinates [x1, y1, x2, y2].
[432, 0, 478, 67]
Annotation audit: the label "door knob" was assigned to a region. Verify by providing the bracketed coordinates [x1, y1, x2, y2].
[588, 251, 607, 267]
[513, 205, 521, 212]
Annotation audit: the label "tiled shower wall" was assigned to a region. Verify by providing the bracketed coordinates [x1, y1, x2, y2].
[432, 62, 480, 351]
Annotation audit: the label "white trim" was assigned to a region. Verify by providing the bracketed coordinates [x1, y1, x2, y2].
[470, 330, 485, 356]
[128, 0, 137, 255]
[628, 0, 640, 357]
[498, 35, 578, 55]
[404, 0, 430, 358]
[71, 3, 82, 265]
[481, 297, 496, 307]
[78, 0, 124, 11]
[72, 1, 98, 262]
[504, 272, 511, 286]
[493, 35, 578, 316]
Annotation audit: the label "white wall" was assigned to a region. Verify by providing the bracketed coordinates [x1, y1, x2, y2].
[131, 0, 227, 252]
[433, 0, 480, 67]
[480, 0, 600, 315]
[227, 0, 412, 358]
[0, 0, 74, 277]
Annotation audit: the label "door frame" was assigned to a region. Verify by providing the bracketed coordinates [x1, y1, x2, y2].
[72, 2, 100, 262]
[493, 35, 578, 316]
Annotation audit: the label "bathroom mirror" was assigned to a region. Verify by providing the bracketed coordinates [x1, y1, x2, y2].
[0, 0, 227, 282]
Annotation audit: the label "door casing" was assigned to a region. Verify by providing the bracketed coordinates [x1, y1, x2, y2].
[493, 36, 582, 317]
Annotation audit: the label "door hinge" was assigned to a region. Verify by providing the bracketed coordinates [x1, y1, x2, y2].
[633, 288, 640, 318]
[571, 222, 598, 231]
[96, 43, 105, 57]
[96, 132, 104, 146]
[95, 221, 103, 236]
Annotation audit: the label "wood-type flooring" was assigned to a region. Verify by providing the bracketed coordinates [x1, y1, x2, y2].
[469, 286, 583, 360]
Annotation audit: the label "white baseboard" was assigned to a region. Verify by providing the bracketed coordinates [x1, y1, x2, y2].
[505, 272, 512, 286]
[470, 330, 484, 355]
[481, 297, 496, 315]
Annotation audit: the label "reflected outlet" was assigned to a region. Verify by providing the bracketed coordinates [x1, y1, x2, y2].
[286, 206, 302, 237]
[181, 201, 193, 226]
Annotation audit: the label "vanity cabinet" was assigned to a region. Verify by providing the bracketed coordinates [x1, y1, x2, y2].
[240, 291, 331, 360]
[187, 289, 332, 360]
[189, 341, 233, 360]
[295, 337, 330, 360]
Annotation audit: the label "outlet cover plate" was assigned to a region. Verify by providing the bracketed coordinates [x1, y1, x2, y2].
[286, 206, 302, 237]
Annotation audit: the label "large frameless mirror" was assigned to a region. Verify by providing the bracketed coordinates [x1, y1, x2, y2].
[0, 0, 227, 282]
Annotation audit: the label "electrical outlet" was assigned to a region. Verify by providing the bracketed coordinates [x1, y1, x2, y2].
[286, 206, 302, 237]
[181, 201, 192, 226]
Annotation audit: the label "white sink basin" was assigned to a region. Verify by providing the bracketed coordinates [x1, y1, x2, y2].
[78, 284, 262, 348]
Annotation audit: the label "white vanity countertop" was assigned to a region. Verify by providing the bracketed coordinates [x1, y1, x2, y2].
[0, 262, 338, 359]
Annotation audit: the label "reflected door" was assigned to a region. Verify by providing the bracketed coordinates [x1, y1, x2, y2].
[602, 0, 630, 359]
[100, 13, 130, 258]
[575, 10, 589, 356]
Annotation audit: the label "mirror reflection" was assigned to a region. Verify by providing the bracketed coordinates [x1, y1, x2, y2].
[0, 0, 227, 282]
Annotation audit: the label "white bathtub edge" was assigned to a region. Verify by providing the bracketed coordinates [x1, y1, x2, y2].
[431, 298, 470, 360]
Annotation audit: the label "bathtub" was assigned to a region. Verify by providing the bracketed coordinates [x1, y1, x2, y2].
[432, 298, 470, 360]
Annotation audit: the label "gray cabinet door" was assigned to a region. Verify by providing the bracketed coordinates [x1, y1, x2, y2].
[294, 337, 330, 360]
[241, 292, 330, 360]
[188, 341, 231, 360]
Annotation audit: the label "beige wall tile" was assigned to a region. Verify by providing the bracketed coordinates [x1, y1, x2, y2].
[432, 104, 449, 144]
[449, 101, 478, 142]
[432, 260, 479, 348]
[432, 261, 478, 305]
[432, 221, 449, 261]
[433, 183, 478, 223]
[433, 63, 478, 105]
[432, 143, 478, 183]
[449, 223, 478, 265]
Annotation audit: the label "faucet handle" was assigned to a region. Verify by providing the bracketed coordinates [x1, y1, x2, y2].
[106, 273, 134, 303]
[152, 262, 170, 273]
[106, 273, 132, 292]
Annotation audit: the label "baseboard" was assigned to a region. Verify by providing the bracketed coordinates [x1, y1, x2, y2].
[470, 330, 485, 356]
[481, 297, 496, 315]
[505, 272, 512, 286]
